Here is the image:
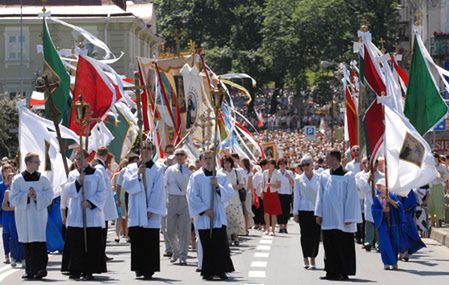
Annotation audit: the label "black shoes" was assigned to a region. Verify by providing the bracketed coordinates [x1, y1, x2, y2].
[135, 271, 154, 280]
[163, 251, 173, 257]
[320, 274, 349, 281]
[202, 273, 229, 281]
[203, 275, 214, 281]
[22, 270, 48, 280]
[81, 274, 94, 281]
[21, 274, 33, 280]
[279, 229, 288, 234]
[218, 273, 229, 280]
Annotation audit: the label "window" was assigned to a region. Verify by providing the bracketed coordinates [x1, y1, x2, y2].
[4, 27, 30, 62]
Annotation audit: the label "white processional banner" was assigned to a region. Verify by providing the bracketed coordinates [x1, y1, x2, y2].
[384, 105, 437, 196]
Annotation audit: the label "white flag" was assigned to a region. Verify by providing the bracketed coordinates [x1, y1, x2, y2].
[18, 103, 79, 197]
[384, 105, 437, 196]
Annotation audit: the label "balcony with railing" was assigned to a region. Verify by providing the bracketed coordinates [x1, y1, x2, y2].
[431, 33, 449, 57]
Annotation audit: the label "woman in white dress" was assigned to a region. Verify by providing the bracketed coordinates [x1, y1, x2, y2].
[240, 158, 255, 234]
[219, 156, 246, 246]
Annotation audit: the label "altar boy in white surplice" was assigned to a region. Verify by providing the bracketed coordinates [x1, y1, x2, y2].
[10, 152, 53, 280]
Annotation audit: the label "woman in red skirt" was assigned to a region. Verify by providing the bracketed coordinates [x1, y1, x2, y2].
[262, 160, 282, 236]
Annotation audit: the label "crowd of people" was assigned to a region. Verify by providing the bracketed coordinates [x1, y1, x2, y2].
[0, 139, 446, 281]
[234, 90, 344, 132]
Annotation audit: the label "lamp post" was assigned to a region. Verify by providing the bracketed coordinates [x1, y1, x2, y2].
[73, 94, 90, 253]
[209, 83, 225, 238]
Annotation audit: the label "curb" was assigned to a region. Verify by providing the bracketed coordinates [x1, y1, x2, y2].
[430, 227, 449, 248]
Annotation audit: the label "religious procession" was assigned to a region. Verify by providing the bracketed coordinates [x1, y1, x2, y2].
[1, 1, 449, 284]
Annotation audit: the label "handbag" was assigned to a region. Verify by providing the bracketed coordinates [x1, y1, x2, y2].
[235, 169, 247, 202]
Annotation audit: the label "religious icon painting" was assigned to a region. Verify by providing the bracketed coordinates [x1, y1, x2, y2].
[185, 86, 199, 129]
[262, 142, 277, 160]
[399, 132, 425, 167]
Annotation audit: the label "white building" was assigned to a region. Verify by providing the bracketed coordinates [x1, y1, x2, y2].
[397, 0, 449, 65]
[0, 0, 162, 97]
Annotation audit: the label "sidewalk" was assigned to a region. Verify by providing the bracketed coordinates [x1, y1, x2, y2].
[430, 224, 449, 249]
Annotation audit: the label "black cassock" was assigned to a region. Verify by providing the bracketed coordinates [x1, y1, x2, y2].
[198, 226, 235, 276]
[128, 227, 160, 275]
[61, 166, 107, 276]
[21, 171, 49, 278]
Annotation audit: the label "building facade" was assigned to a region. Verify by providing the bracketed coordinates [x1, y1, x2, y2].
[0, 1, 162, 97]
[397, 0, 449, 64]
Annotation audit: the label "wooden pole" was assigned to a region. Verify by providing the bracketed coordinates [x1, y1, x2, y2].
[134, 72, 149, 207]
[41, 75, 70, 178]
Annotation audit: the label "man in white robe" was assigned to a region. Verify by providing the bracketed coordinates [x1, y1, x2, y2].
[122, 142, 166, 280]
[315, 150, 362, 281]
[187, 150, 235, 281]
[93, 147, 118, 261]
[62, 149, 107, 280]
[164, 148, 192, 265]
[10, 152, 53, 280]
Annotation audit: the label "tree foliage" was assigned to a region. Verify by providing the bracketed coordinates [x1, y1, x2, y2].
[155, 0, 400, 104]
[0, 97, 19, 158]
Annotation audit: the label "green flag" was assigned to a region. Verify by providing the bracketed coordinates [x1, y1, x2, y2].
[404, 34, 448, 135]
[105, 104, 137, 164]
[43, 18, 71, 125]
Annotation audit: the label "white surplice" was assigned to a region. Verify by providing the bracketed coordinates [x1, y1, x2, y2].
[94, 160, 118, 221]
[122, 162, 166, 229]
[314, 170, 362, 233]
[10, 173, 53, 243]
[64, 169, 106, 228]
[186, 169, 235, 230]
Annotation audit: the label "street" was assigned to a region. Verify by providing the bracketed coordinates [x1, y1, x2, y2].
[1, 220, 448, 284]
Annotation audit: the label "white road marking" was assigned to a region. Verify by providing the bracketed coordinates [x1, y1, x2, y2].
[248, 271, 266, 278]
[254, 252, 270, 258]
[251, 261, 268, 268]
[0, 268, 19, 283]
[0, 266, 10, 274]
[261, 235, 273, 239]
[256, 245, 271, 251]
[259, 239, 273, 244]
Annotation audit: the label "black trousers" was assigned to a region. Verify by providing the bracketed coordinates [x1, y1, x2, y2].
[252, 199, 264, 226]
[103, 221, 109, 256]
[63, 227, 107, 275]
[198, 226, 234, 276]
[355, 213, 365, 242]
[277, 194, 292, 224]
[23, 242, 48, 276]
[322, 229, 356, 276]
[298, 211, 321, 258]
[128, 227, 160, 274]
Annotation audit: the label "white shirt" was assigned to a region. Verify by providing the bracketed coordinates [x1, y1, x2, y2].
[315, 169, 362, 233]
[345, 160, 361, 173]
[122, 162, 166, 229]
[252, 171, 263, 197]
[94, 159, 118, 221]
[293, 172, 320, 213]
[356, 171, 374, 223]
[64, 168, 106, 228]
[164, 163, 192, 196]
[262, 170, 282, 193]
[10, 172, 53, 243]
[187, 169, 235, 230]
[278, 169, 294, 195]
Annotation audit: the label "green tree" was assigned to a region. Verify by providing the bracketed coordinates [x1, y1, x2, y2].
[155, 0, 400, 113]
[0, 97, 19, 158]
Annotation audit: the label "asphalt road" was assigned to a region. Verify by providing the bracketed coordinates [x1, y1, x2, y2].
[1, 220, 449, 284]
